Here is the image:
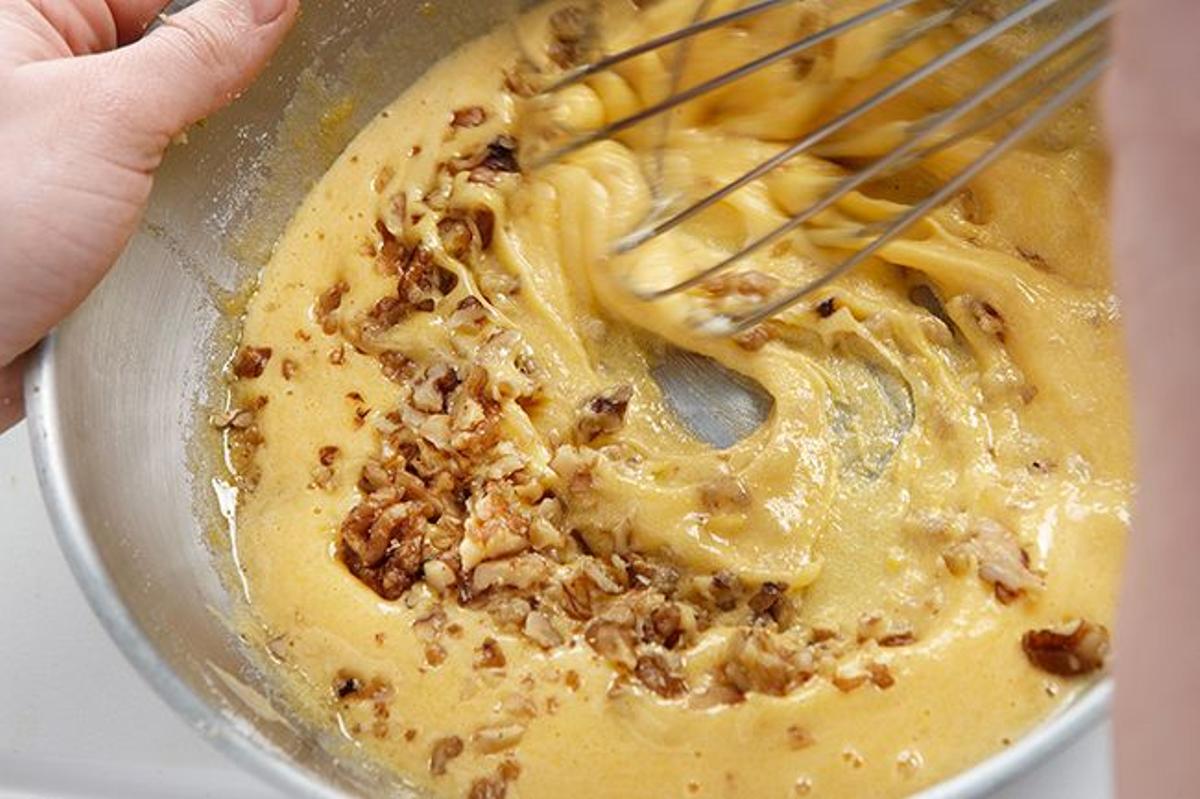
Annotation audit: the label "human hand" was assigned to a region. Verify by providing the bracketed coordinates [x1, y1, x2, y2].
[0, 0, 299, 431]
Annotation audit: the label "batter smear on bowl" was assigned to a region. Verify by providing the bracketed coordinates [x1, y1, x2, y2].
[216, 1, 1131, 796]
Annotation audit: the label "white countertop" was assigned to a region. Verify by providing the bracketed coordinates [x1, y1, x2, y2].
[0, 421, 1113, 798]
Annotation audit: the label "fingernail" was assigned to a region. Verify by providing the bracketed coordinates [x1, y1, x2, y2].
[249, 0, 288, 25]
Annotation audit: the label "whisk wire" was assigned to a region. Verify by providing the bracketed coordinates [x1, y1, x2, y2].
[715, 54, 1110, 335]
[636, 0, 1111, 301]
[617, 0, 1077, 257]
[534, 0, 928, 165]
[530, 0, 1113, 334]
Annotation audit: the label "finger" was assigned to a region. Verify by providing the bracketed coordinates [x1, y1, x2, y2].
[105, 0, 172, 45]
[0, 0, 167, 65]
[9, 0, 116, 55]
[100, 0, 298, 138]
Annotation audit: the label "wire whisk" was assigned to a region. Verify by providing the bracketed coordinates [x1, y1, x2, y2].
[533, 0, 1112, 335]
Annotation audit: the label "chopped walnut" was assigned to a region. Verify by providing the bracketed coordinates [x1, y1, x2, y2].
[476, 637, 507, 669]
[693, 570, 743, 612]
[867, 661, 895, 689]
[471, 723, 525, 753]
[449, 296, 490, 332]
[425, 642, 447, 666]
[232, 346, 272, 379]
[316, 280, 349, 335]
[635, 652, 688, 698]
[717, 628, 812, 697]
[310, 465, 335, 490]
[585, 619, 638, 670]
[452, 106, 488, 128]
[878, 631, 916, 647]
[412, 363, 460, 413]
[461, 488, 532, 571]
[429, 735, 464, 776]
[438, 215, 474, 260]
[550, 444, 599, 495]
[968, 519, 1042, 603]
[969, 298, 1006, 340]
[467, 774, 507, 799]
[424, 559, 458, 594]
[547, 5, 590, 68]
[482, 136, 520, 173]
[209, 407, 254, 430]
[1022, 619, 1109, 676]
[748, 582, 794, 628]
[498, 759, 522, 783]
[379, 350, 415, 383]
[733, 324, 775, 351]
[832, 664, 869, 693]
[472, 554, 550, 594]
[575, 384, 632, 443]
[318, 446, 340, 466]
[523, 610, 563, 649]
[333, 670, 364, 699]
[340, 496, 430, 599]
[700, 475, 751, 513]
[479, 270, 521, 300]
[700, 270, 780, 301]
[648, 603, 684, 649]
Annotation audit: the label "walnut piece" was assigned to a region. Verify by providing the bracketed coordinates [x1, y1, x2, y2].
[467, 775, 507, 799]
[1022, 619, 1110, 677]
[634, 652, 688, 698]
[547, 5, 590, 68]
[452, 106, 488, 128]
[968, 519, 1042, 603]
[232, 346, 272, 379]
[429, 735, 464, 776]
[475, 637, 507, 669]
[575, 384, 632, 443]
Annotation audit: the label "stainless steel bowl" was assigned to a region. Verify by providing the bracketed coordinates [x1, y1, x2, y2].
[23, 1, 1112, 796]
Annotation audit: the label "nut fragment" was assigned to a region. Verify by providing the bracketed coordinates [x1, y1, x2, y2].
[316, 280, 349, 334]
[429, 735, 464, 776]
[476, 637, 507, 669]
[523, 610, 563, 649]
[471, 723, 526, 753]
[634, 652, 688, 698]
[467, 775, 507, 799]
[585, 619, 637, 670]
[1022, 619, 1110, 676]
[700, 476, 751, 513]
[968, 519, 1042, 603]
[748, 582, 793, 627]
[575, 384, 632, 443]
[547, 5, 590, 68]
[232, 346, 272, 379]
[452, 106, 488, 128]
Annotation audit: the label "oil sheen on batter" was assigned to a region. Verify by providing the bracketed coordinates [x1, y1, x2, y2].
[220, 2, 1131, 796]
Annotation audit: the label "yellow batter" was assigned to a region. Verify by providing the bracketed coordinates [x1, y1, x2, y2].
[218, 2, 1131, 796]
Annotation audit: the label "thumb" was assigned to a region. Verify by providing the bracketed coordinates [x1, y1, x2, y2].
[104, 0, 298, 138]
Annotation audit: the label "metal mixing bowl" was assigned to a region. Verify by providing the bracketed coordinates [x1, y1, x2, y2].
[23, 1, 1111, 796]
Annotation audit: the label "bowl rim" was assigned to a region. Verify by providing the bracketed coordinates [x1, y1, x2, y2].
[24, 332, 1112, 799]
